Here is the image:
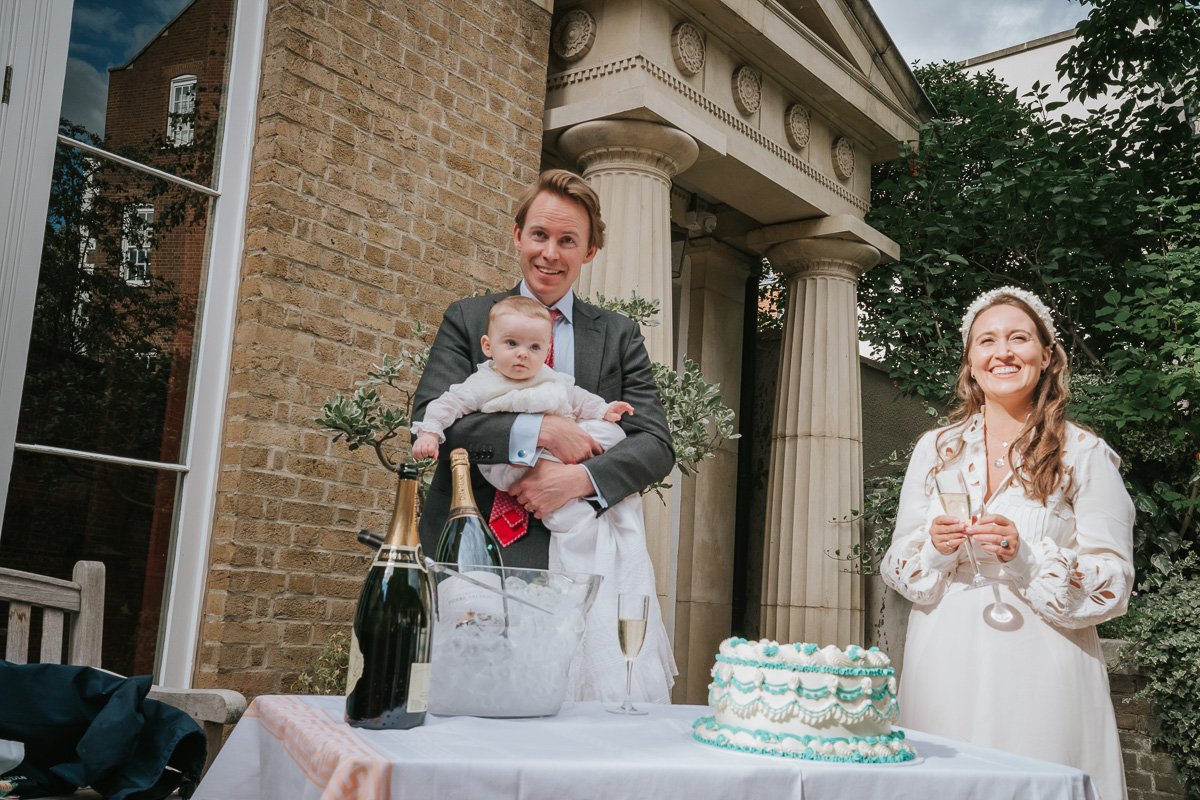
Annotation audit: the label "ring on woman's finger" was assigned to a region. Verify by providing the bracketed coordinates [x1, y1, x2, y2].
[1000, 537, 1010, 549]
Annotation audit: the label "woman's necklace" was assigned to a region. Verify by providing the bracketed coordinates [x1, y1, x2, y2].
[984, 414, 1023, 470]
[990, 438, 1009, 469]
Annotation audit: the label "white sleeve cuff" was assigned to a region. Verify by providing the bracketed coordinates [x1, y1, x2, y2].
[580, 464, 607, 508]
[509, 414, 542, 465]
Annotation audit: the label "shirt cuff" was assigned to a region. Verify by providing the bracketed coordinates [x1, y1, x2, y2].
[581, 465, 607, 509]
[509, 414, 542, 465]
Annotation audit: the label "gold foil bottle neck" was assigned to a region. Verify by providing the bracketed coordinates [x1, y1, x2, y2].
[383, 471, 421, 549]
[448, 448, 480, 515]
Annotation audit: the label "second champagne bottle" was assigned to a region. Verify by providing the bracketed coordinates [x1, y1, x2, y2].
[434, 448, 505, 622]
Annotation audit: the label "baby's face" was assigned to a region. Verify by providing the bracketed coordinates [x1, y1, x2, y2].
[482, 312, 552, 381]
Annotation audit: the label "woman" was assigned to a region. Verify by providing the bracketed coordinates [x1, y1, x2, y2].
[882, 286, 1134, 800]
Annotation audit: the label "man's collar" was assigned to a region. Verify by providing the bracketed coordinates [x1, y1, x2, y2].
[518, 282, 574, 323]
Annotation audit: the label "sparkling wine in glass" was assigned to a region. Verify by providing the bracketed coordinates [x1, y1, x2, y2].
[934, 471, 1014, 624]
[934, 470, 986, 587]
[607, 593, 649, 715]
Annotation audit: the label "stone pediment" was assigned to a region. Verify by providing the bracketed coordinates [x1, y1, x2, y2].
[544, 0, 932, 226]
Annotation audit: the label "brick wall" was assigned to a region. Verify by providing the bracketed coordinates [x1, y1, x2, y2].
[194, 0, 551, 695]
[1105, 642, 1188, 800]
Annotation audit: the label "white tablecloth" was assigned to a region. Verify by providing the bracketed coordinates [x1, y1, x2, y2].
[194, 695, 1096, 800]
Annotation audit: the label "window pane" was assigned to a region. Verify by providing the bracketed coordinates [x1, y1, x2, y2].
[3, 0, 238, 679]
[0, 451, 178, 675]
[58, 0, 233, 187]
[17, 146, 212, 464]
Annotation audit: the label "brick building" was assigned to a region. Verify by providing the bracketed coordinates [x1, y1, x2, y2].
[2, 0, 930, 700]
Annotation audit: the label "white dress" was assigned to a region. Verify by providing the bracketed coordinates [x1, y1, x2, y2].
[882, 414, 1134, 800]
[412, 361, 676, 704]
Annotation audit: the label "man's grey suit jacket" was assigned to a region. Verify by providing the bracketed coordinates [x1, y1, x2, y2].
[412, 287, 675, 568]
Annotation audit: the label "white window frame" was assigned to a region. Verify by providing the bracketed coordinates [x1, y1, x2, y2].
[0, 2, 73, 529]
[121, 203, 154, 285]
[167, 74, 197, 147]
[157, 0, 268, 688]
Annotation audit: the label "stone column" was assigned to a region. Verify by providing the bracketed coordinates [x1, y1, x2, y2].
[557, 120, 699, 367]
[759, 237, 880, 647]
[672, 238, 751, 703]
[557, 120, 699, 621]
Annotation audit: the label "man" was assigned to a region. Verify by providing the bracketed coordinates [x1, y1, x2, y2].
[412, 169, 674, 568]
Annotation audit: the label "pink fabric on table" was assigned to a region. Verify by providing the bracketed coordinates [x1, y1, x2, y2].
[253, 695, 391, 800]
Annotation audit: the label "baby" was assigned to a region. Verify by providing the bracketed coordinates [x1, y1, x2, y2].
[412, 296, 633, 531]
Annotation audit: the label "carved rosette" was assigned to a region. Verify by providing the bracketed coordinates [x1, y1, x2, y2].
[552, 9, 596, 63]
[785, 104, 811, 150]
[671, 21, 705, 76]
[732, 66, 761, 116]
[832, 136, 855, 180]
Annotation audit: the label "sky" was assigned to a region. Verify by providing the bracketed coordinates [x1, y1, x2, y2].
[60, 0, 192, 137]
[868, 0, 1089, 66]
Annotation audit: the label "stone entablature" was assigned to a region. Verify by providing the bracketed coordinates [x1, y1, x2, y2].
[547, 54, 867, 220]
[544, 0, 919, 226]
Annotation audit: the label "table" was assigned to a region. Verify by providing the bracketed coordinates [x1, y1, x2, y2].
[194, 695, 1097, 800]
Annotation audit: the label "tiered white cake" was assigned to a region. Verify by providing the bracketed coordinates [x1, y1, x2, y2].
[692, 637, 916, 763]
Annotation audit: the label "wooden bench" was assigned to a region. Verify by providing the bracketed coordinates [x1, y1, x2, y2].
[1, 561, 246, 792]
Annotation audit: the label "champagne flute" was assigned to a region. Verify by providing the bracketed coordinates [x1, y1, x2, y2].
[934, 471, 986, 587]
[607, 593, 649, 715]
[935, 471, 1014, 624]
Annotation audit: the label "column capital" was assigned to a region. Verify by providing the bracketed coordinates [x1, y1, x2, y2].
[767, 237, 880, 282]
[558, 119, 699, 179]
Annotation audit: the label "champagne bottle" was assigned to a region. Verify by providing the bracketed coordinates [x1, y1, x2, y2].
[345, 463, 432, 729]
[433, 448, 504, 621]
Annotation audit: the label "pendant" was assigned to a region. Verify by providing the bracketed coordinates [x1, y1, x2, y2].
[993, 457, 1006, 469]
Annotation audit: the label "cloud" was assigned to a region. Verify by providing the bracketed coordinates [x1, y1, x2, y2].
[60, 58, 109, 137]
[871, 0, 1088, 65]
[71, 6, 122, 36]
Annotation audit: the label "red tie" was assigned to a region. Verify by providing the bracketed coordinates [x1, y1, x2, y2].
[489, 308, 563, 546]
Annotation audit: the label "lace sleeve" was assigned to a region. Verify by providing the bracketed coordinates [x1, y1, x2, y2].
[881, 431, 960, 605]
[1006, 438, 1136, 629]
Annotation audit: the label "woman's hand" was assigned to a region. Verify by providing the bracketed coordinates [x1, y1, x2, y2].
[930, 515, 968, 555]
[970, 513, 1020, 562]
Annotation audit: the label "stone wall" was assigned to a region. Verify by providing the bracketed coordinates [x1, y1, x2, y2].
[194, 0, 551, 695]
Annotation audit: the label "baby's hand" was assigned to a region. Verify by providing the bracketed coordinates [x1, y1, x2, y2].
[411, 433, 440, 460]
[603, 401, 635, 422]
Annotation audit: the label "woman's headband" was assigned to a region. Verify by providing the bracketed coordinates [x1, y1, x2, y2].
[960, 286, 1058, 345]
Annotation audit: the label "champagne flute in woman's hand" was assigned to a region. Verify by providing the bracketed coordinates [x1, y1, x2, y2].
[935, 471, 1014, 624]
[935, 470, 986, 587]
[607, 593, 649, 715]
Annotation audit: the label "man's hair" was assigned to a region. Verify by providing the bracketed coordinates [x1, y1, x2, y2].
[513, 169, 606, 251]
[488, 296, 553, 332]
